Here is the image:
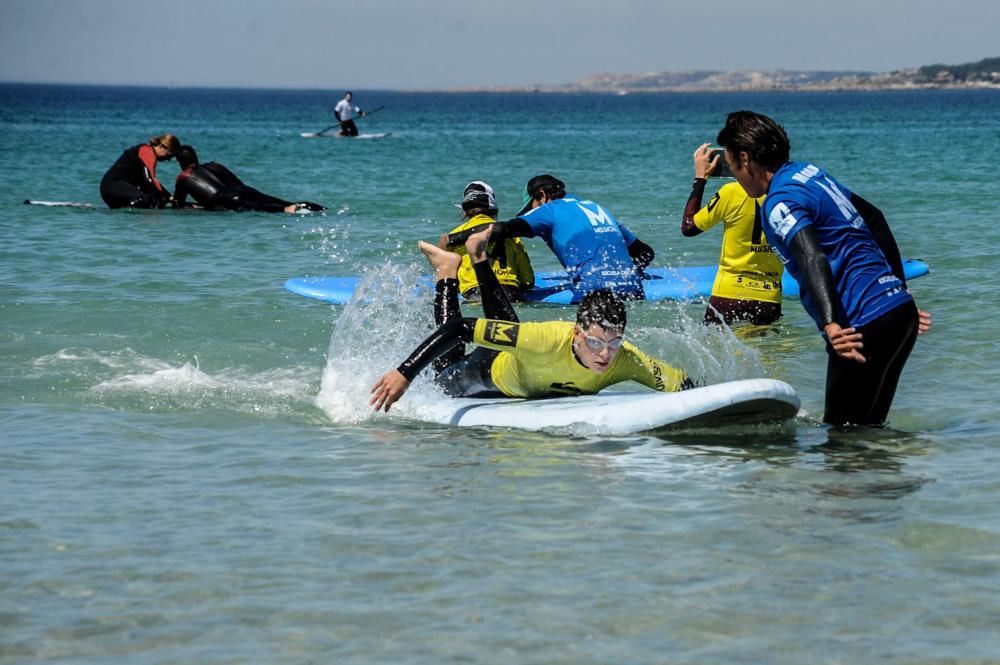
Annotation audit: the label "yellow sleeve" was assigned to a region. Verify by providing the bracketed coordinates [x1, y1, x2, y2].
[617, 344, 688, 392]
[693, 190, 725, 232]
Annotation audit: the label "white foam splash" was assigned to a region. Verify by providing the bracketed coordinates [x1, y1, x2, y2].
[316, 261, 445, 424]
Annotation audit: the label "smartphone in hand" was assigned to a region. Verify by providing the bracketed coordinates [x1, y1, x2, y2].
[709, 148, 733, 178]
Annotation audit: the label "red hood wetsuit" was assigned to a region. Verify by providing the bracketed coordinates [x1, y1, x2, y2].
[100, 144, 171, 209]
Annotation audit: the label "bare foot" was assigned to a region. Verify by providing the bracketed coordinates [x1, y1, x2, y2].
[465, 226, 494, 264]
[418, 240, 461, 280]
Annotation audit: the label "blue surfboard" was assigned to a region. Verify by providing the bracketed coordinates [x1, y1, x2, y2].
[285, 258, 929, 305]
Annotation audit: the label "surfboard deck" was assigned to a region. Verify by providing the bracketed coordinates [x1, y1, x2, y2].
[412, 379, 800, 434]
[300, 132, 392, 139]
[285, 259, 929, 305]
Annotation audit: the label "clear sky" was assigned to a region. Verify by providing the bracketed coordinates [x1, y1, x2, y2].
[1, 0, 996, 89]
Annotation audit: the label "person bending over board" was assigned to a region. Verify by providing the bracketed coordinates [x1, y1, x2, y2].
[172, 146, 324, 213]
[333, 91, 365, 137]
[370, 238, 693, 413]
[100, 133, 181, 209]
[444, 175, 655, 302]
[441, 180, 534, 303]
[715, 110, 932, 427]
[681, 143, 783, 326]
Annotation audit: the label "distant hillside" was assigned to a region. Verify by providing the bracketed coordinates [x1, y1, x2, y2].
[457, 57, 1000, 93]
[916, 56, 1000, 83]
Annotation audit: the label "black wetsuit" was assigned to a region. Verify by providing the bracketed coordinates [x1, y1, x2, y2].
[100, 144, 171, 209]
[174, 162, 323, 213]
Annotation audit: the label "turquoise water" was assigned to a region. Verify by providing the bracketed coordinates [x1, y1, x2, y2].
[2, 84, 999, 663]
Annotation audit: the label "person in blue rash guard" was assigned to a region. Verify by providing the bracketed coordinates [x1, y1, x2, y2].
[715, 110, 932, 427]
[445, 175, 655, 302]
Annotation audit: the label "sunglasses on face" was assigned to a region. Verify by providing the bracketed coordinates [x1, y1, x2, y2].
[581, 333, 624, 352]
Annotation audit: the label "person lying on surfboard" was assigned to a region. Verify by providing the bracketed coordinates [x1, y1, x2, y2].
[173, 146, 324, 213]
[370, 237, 694, 413]
[444, 175, 655, 303]
[440, 181, 534, 303]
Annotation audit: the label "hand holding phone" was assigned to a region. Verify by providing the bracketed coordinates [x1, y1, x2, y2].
[708, 148, 733, 178]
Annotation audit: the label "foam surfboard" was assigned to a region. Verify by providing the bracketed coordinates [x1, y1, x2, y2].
[24, 200, 96, 208]
[285, 258, 929, 305]
[410, 378, 800, 434]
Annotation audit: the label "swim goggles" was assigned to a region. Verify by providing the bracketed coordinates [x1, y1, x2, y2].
[581, 333, 625, 352]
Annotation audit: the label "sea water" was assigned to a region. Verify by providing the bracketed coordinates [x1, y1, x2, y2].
[1, 84, 999, 664]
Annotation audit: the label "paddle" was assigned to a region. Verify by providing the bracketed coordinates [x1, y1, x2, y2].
[314, 106, 386, 137]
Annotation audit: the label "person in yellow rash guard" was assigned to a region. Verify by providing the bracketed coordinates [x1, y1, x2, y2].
[370, 235, 693, 413]
[443, 181, 534, 302]
[681, 143, 784, 326]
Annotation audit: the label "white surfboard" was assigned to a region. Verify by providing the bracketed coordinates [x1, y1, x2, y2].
[299, 132, 392, 139]
[24, 199, 96, 208]
[411, 378, 800, 434]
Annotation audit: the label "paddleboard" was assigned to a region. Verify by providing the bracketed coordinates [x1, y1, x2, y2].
[412, 378, 800, 434]
[300, 132, 392, 139]
[24, 199, 96, 208]
[285, 258, 929, 305]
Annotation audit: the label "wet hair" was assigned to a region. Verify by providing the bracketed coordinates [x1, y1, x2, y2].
[576, 289, 627, 331]
[175, 145, 199, 170]
[715, 111, 790, 171]
[462, 207, 497, 221]
[149, 133, 181, 156]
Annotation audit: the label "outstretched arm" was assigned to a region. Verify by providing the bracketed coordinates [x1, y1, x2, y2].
[369, 317, 477, 412]
[447, 218, 534, 248]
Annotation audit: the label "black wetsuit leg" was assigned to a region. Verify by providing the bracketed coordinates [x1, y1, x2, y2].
[433, 260, 518, 398]
[222, 186, 291, 213]
[823, 301, 919, 427]
[341, 120, 359, 136]
[100, 180, 163, 209]
[473, 258, 518, 322]
[432, 278, 465, 372]
[220, 186, 324, 213]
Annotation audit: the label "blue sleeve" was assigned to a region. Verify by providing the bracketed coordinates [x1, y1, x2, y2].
[520, 205, 554, 239]
[764, 188, 813, 247]
[618, 223, 638, 246]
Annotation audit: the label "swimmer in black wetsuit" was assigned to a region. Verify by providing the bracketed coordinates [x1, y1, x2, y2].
[100, 133, 181, 209]
[173, 146, 324, 213]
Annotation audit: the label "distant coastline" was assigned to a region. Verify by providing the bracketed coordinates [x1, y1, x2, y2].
[449, 57, 1000, 94]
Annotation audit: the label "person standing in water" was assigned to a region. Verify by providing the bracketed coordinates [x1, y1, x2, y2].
[715, 110, 931, 427]
[681, 143, 783, 326]
[333, 92, 365, 137]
